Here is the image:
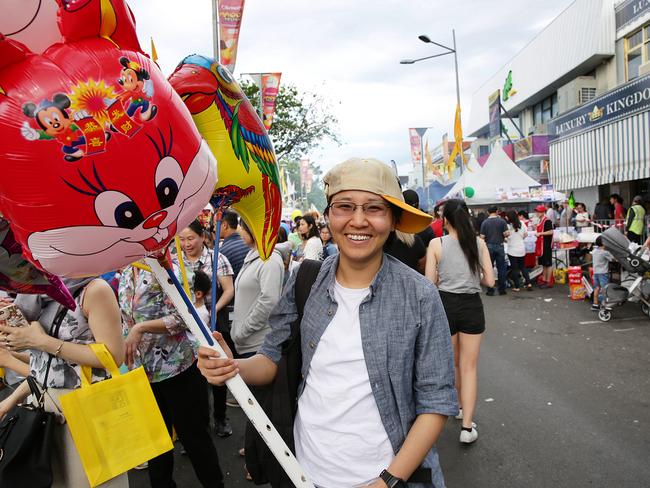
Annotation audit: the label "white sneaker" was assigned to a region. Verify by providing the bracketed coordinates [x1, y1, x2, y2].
[460, 426, 478, 444]
[455, 408, 463, 420]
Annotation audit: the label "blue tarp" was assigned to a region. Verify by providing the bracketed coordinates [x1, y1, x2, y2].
[415, 181, 456, 210]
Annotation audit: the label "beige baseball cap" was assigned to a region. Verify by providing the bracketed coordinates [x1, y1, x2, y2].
[323, 157, 432, 233]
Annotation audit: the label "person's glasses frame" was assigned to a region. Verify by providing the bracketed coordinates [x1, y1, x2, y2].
[326, 201, 391, 218]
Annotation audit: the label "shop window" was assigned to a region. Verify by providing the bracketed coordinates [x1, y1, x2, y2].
[542, 97, 552, 121]
[533, 92, 558, 125]
[629, 29, 643, 48]
[628, 49, 643, 80]
[479, 145, 489, 158]
[625, 25, 650, 80]
[533, 103, 542, 125]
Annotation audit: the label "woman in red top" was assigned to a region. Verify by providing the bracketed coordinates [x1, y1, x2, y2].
[534, 205, 554, 287]
[430, 204, 444, 238]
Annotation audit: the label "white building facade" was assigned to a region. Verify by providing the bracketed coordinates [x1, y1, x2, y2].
[468, 0, 650, 211]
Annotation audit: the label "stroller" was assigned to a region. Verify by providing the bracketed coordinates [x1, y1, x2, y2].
[597, 227, 650, 322]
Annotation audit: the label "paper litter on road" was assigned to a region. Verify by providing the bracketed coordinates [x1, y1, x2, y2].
[544, 298, 553, 302]
[485, 398, 494, 402]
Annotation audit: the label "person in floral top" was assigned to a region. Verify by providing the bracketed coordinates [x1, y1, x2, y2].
[119, 264, 225, 488]
[177, 219, 235, 438]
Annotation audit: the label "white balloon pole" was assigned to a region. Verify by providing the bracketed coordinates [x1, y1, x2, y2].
[145, 257, 314, 488]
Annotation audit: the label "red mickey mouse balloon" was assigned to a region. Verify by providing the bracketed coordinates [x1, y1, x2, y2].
[0, 0, 217, 277]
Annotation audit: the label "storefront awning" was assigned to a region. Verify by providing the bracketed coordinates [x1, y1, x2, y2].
[549, 109, 650, 191]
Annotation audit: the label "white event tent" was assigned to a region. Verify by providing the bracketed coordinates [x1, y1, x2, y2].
[441, 144, 547, 205]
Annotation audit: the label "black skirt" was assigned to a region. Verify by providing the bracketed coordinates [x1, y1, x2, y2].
[439, 290, 486, 335]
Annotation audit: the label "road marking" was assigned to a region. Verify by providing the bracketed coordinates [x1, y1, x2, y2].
[578, 316, 645, 325]
[614, 328, 635, 332]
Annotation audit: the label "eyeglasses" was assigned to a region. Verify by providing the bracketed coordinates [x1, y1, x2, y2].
[327, 201, 391, 217]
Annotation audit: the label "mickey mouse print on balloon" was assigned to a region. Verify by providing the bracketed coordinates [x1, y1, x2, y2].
[19, 53, 162, 163]
[115, 56, 158, 123]
[0, 0, 217, 278]
[21, 92, 111, 162]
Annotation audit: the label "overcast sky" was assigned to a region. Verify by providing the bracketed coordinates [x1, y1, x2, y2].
[131, 0, 572, 175]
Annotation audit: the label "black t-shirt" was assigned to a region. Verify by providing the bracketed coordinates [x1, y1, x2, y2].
[417, 226, 435, 248]
[385, 234, 426, 270]
[543, 219, 553, 248]
[480, 216, 508, 245]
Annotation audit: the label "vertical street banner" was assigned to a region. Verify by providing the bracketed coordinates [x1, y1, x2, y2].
[261, 73, 282, 130]
[488, 89, 501, 139]
[409, 128, 422, 166]
[447, 104, 467, 177]
[305, 168, 314, 193]
[218, 0, 246, 73]
[300, 158, 310, 190]
[424, 139, 434, 179]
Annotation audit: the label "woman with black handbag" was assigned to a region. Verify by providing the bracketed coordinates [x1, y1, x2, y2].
[0, 278, 127, 487]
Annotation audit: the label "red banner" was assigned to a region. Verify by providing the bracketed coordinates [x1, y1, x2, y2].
[76, 116, 107, 154]
[409, 128, 421, 166]
[106, 100, 142, 138]
[218, 0, 246, 73]
[261, 73, 281, 131]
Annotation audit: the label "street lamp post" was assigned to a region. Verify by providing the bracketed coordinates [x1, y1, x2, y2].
[402, 31, 461, 114]
[401, 29, 463, 188]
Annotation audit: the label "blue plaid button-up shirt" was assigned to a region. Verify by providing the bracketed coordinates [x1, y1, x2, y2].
[259, 254, 458, 488]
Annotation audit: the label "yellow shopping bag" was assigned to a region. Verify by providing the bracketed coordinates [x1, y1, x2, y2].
[60, 343, 173, 487]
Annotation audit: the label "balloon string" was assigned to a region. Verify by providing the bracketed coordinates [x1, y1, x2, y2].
[211, 207, 224, 332]
[175, 236, 191, 297]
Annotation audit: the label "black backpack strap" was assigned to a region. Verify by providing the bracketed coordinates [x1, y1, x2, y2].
[294, 259, 322, 317]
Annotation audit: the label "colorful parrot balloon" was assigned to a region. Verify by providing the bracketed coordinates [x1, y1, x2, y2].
[168, 55, 282, 260]
[0, 0, 217, 278]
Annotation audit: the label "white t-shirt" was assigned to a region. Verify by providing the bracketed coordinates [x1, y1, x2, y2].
[196, 303, 209, 326]
[575, 211, 590, 227]
[303, 236, 323, 261]
[506, 225, 527, 257]
[294, 281, 394, 488]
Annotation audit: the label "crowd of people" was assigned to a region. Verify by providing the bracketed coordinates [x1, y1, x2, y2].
[0, 154, 648, 488]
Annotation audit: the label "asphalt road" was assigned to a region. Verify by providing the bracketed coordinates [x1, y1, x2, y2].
[129, 285, 650, 488]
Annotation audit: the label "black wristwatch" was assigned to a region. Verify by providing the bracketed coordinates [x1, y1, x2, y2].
[380, 469, 406, 487]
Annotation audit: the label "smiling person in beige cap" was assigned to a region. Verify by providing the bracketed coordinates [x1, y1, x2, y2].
[198, 158, 458, 488]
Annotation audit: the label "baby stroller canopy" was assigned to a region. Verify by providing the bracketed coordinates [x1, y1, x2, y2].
[600, 227, 650, 274]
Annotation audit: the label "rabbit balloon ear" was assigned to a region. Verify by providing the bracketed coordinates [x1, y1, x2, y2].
[56, 0, 142, 52]
[0, 35, 33, 73]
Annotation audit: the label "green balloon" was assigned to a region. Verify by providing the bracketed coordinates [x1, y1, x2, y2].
[464, 187, 475, 198]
